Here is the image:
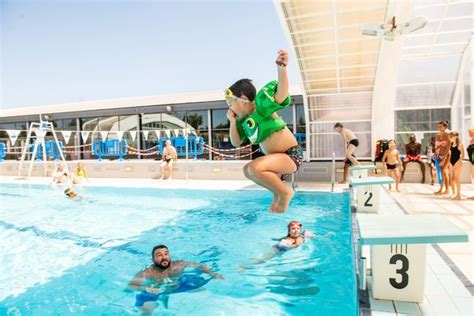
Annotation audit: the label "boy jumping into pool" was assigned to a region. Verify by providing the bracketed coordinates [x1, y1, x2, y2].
[226, 50, 302, 213]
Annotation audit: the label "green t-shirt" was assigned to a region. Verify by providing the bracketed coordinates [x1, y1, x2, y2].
[236, 80, 291, 144]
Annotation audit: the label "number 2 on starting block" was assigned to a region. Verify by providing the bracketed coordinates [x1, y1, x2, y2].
[357, 185, 379, 212]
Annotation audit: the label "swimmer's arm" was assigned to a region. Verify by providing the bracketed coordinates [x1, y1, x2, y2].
[183, 261, 224, 279]
[127, 269, 161, 293]
[128, 270, 149, 292]
[274, 50, 289, 104]
[460, 143, 465, 160]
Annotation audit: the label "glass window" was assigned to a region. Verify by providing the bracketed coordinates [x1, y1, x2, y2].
[278, 106, 293, 129]
[212, 109, 229, 129]
[310, 122, 371, 159]
[186, 111, 208, 130]
[395, 108, 450, 132]
[296, 104, 306, 133]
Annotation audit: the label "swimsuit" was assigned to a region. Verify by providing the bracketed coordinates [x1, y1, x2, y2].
[285, 146, 303, 170]
[135, 275, 210, 307]
[236, 80, 291, 144]
[344, 139, 359, 165]
[386, 163, 397, 170]
[76, 169, 85, 177]
[467, 144, 474, 165]
[348, 139, 359, 147]
[404, 155, 422, 162]
[450, 144, 461, 165]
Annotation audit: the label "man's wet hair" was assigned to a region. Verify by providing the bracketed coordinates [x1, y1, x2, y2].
[438, 120, 449, 127]
[152, 245, 168, 257]
[228, 79, 256, 102]
[334, 122, 343, 128]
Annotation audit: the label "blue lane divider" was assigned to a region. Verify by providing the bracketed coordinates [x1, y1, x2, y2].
[30, 141, 64, 161]
[92, 139, 128, 161]
[434, 157, 443, 185]
[158, 136, 204, 160]
[0, 142, 5, 161]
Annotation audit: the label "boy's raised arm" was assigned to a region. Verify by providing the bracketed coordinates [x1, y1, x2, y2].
[275, 50, 289, 105]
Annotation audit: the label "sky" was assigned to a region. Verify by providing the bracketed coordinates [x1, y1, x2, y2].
[1, 0, 301, 109]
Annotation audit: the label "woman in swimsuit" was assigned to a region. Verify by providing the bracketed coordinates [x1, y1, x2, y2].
[73, 162, 88, 184]
[468, 128, 474, 200]
[448, 132, 464, 200]
[435, 121, 451, 195]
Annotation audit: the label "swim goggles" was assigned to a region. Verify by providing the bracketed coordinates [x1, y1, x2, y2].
[224, 89, 250, 108]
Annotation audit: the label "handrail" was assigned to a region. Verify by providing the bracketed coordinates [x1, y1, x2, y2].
[331, 152, 335, 192]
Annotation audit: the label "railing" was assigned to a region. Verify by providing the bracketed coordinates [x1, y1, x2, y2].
[331, 152, 336, 192]
[158, 136, 204, 159]
[30, 141, 64, 161]
[0, 142, 5, 161]
[92, 139, 128, 161]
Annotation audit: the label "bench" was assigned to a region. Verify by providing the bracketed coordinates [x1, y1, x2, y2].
[357, 214, 468, 302]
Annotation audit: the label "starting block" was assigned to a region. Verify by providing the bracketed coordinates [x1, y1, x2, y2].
[357, 214, 468, 302]
[350, 164, 377, 180]
[351, 176, 394, 212]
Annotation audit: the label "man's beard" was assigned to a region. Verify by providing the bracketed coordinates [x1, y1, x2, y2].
[154, 259, 171, 270]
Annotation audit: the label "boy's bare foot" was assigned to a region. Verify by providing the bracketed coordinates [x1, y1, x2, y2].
[452, 195, 461, 200]
[434, 190, 442, 195]
[338, 181, 347, 184]
[273, 188, 294, 213]
[441, 190, 449, 195]
[269, 195, 279, 213]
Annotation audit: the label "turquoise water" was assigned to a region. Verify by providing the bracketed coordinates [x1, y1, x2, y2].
[0, 183, 357, 315]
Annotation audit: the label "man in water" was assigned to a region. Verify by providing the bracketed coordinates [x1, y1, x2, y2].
[401, 134, 425, 183]
[128, 245, 223, 315]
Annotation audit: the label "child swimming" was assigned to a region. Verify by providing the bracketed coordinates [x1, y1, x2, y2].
[240, 221, 314, 269]
[226, 50, 302, 213]
[64, 188, 81, 200]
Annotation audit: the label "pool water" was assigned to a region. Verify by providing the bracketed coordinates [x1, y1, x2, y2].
[0, 183, 357, 315]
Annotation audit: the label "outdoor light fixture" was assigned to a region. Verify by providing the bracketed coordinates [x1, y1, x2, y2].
[166, 105, 172, 113]
[362, 16, 428, 41]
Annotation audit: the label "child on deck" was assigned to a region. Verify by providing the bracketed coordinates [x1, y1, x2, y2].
[226, 50, 302, 213]
[448, 132, 464, 200]
[382, 140, 403, 192]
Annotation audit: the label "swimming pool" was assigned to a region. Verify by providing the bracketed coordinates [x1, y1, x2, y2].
[0, 183, 357, 315]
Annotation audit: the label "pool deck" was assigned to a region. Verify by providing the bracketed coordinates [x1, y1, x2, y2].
[1, 176, 472, 315]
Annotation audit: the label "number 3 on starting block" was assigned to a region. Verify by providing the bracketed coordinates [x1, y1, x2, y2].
[371, 244, 427, 303]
